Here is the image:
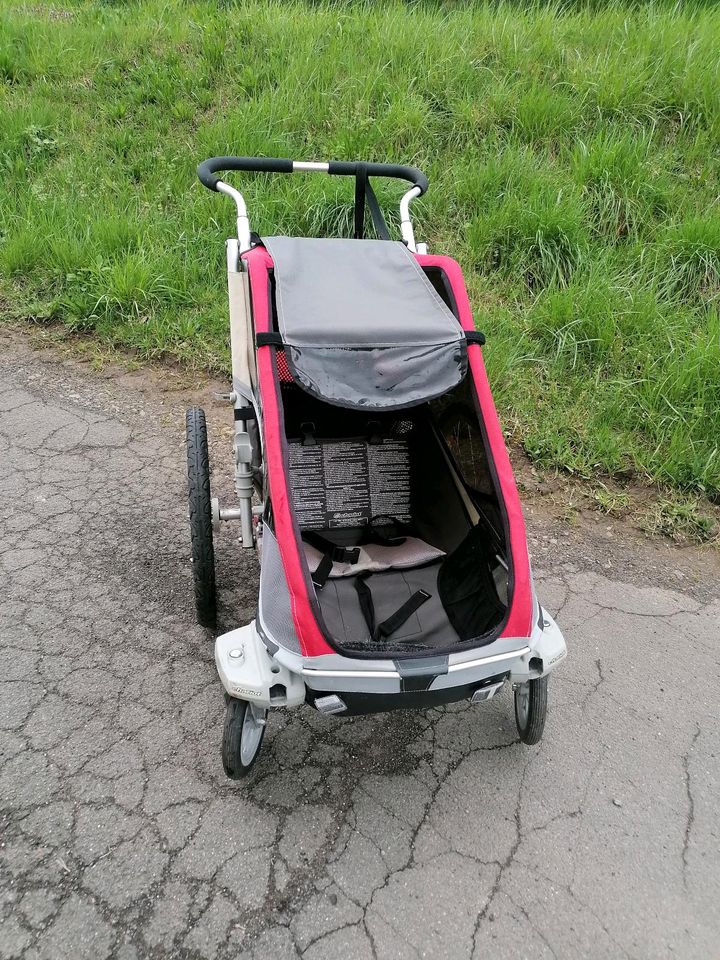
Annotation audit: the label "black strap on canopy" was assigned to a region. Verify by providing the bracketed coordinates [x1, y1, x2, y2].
[353, 164, 391, 242]
[256, 331, 284, 347]
[258, 330, 483, 352]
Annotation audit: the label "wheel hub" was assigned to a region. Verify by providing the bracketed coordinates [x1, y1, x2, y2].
[240, 702, 267, 765]
[515, 683, 530, 726]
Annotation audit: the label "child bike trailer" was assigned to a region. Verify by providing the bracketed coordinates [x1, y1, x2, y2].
[187, 156, 567, 778]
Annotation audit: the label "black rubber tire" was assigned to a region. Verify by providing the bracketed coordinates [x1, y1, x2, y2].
[186, 406, 216, 629]
[222, 697, 266, 779]
[514, 675, 548, 745]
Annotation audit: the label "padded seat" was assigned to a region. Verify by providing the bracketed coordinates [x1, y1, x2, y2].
[303, 535, 444, 579]
[316, 562, 462, 653]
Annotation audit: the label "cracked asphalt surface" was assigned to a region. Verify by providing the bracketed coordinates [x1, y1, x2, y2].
[1, 332, 719, 960]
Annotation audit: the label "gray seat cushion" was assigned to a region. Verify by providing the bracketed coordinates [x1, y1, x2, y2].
[317, 563, 461, 653]
[304, 536, 445, 579]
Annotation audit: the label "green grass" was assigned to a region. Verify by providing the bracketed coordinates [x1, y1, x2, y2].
[639, 491, 717, 543]
[2, 0, 720, 495]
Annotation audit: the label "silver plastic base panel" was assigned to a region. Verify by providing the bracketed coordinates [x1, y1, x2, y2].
[227, 607, 567, 706]
[259, 605, 566, 699]
[508, 608, 567, 683]
[215, 622, 306, 709]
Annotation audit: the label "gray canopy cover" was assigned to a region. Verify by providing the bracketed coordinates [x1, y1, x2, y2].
[263, 237, 467, 409]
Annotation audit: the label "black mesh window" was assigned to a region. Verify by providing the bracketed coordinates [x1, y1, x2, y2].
[436, 401, 494, 498]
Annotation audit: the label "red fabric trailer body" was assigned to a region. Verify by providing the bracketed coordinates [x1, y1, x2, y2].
[244, 246, 533, 659]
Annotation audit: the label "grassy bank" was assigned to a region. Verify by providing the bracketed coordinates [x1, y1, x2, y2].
[2, 0, 719, 496]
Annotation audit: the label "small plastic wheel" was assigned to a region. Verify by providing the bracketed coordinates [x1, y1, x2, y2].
[514, 675, 548, 745]
[222, 697, 267, 779]
[186, 406, 216, 628]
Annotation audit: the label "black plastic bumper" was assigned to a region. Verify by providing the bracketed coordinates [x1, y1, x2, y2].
[306, 672, 508, 716]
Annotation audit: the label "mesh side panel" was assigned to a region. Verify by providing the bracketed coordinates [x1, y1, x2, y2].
[276, 349, 293, 382]
[258, 525, 302, 654]
[437, 405, 494, 496]
[393, 420, 415, 436]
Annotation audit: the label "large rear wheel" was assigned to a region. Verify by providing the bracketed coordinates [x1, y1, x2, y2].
[186, 406, 216, 628]
[514, 675, 548, 745]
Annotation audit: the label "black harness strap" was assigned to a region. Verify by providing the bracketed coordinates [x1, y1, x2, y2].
[376, 589, 431, 640]
[311, 553, 334, 589]
[354, 573, 431, 642]
[358, 515, 407, 548]
[303, 532, 360, 565]
[354, 574, 376, 636]
[465, 331, 486, 346]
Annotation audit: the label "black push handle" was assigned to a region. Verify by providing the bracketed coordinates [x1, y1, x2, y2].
[328, 160, 428, 194]
[197, 156, 293, 191]
[197, 156, 428, 195]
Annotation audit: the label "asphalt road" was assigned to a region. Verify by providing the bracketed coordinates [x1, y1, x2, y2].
[1, 333, 719, 960]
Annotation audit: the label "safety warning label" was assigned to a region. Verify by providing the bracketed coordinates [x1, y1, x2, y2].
[288, 439, 411, 529]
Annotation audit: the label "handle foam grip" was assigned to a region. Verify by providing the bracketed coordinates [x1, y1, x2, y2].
[197, 156, 427, 194]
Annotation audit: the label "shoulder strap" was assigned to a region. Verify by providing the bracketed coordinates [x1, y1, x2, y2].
[358, 515, 408, 548]
[303, 531, 360, 565]
[311, 553, 334, 589]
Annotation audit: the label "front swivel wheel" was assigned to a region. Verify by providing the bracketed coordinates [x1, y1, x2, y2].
[222, 697, 267, 779]
[514, 675, 548, 745]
